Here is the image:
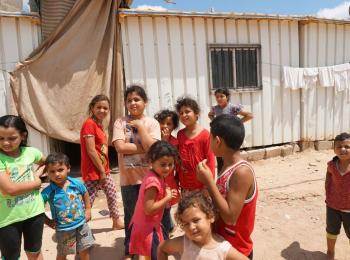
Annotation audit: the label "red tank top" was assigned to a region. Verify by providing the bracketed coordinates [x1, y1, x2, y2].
[215, 160, 258, 256]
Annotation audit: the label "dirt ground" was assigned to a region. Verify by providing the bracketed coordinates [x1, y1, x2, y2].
[25, 149, 350, 260]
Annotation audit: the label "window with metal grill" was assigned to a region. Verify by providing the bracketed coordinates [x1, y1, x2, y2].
[209, 44, 262, 91]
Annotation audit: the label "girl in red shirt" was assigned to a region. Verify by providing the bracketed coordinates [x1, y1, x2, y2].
[175, 97, 215, 192]
[80, 95, 124, 230]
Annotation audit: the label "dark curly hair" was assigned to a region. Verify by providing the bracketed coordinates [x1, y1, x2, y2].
[175, 96, 200, 115]
[147, 140, 179, 163]
[154, 109, 179, 129]
[175, 191, 216, 227]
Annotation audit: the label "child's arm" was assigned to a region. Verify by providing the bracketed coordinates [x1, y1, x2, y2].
[197, 160, 253, 225]
[0, 165, 44, 196]
[85, 136, 108, 181]
[44, 214, 56, 229]
[144, 187, 176, 215]
[129, 119, 159, 151]
[157, 236, 183, 260]
[82, 191, 92, 222]
[113, 139, 145, 154]
[238, 110, 253, 123]
[226, 247, 249, 260]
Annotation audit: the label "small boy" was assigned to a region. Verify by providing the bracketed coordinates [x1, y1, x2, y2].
[196, 114, 257, 259]
[325, 132, 350, 260]
[42, 153, 94, 260]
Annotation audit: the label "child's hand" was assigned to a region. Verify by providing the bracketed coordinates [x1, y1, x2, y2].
[128, 119, 144, 130]
[85, 208, 92, 222]
[34, 165, 46, 179]
[161, 127, 171, 141]
[99, 172, 107, 185]
[208, 111, 215, 120]
[46, 219, 56, 229]
[34, 165, 46, 187]
[196, 159, 213, 185]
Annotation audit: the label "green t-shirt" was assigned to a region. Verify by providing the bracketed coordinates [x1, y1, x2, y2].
[0, 146, 45, 228]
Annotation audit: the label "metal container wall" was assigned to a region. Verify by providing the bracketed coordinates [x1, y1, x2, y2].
[0, 13, 50, 155]
[120, 14, 301, 147]
[299, 22, 350, 141]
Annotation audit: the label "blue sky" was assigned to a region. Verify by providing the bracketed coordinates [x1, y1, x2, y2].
[132, 1, 350, 19]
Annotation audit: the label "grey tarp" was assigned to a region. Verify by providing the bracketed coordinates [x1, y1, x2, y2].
[10, 0, 124, 143]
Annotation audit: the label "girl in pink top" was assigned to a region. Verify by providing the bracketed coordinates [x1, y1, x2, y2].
[128, 141, 178, 260]
[158, 191, 247, 260]
[175, 97, 215, 191]
[154, 109, 180, 238]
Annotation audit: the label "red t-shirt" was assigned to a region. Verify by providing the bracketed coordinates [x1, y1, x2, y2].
[215, 160, 258, 257]
[80, 118, 110, 181]
[177, 128, 215, 190]
[164, 135, 179, 205]
[326, 157, 350, 210]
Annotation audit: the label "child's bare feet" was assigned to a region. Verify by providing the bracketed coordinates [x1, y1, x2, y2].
[327, 250, 335, 260]
[112, 217, 125, 230]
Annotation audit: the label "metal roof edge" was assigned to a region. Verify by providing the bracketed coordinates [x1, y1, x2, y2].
[0, 11, 40, 20]
[118, 9, 350, 24]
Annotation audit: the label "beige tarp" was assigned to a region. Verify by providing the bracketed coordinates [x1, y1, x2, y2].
[10, 0, 124, 143]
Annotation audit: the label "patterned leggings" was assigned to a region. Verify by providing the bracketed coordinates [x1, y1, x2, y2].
[85, 175, 119, 218]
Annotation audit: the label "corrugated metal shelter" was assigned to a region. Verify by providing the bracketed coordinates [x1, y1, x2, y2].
[1, 9, 350, 153]
[119, 9, 350, 148]
[0, 12, 50, 154]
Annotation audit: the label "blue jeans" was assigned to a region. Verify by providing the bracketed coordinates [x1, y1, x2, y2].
[121, 184, 141, 256]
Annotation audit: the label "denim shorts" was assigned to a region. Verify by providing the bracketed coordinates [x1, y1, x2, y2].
[56, 223, 95, 256]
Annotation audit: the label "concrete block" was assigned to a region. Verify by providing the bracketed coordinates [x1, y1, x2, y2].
[315, 140, 333, 150]
[292, 143, 300, 153]
[281, 144, 293, 157]
[265, 146, 281, 159]
[246, 148, 265, 161]
[298, 141, 315, 151]
[240, 150, 248, 160]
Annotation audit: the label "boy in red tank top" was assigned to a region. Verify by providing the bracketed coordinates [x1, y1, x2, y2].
[196, 114, 257, 259]
[325, 132, 350, 260]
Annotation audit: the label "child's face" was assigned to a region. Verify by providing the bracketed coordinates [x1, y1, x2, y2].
[215, 93, 229, 108]
[209, 133, 220, 156]
[0, 127, 26, 156]
[47, 162, 70, 186]
[179, 206, 214, 246]
[151, 156, 175, 178]
[91, 100, 110, 122]
[160, 116, 175, 134]
[126, 92, 146, 118]
[179, 106, 198, 127]
[334, 139, 350, 161]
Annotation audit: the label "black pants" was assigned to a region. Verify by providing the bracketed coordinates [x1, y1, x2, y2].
[0, 213, 45, 260]
[121, 184, 141, 256]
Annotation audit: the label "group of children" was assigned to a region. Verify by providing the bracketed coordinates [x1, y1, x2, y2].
[0, 85, 348, 260]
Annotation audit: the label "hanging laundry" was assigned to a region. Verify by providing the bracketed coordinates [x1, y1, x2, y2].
[319, 66, 334, 87]
[303, 68, 319, 89]
[283, 67, 305, 89]
[333, 63, 350, 92]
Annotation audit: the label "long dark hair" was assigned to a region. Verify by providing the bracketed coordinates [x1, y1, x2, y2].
[0, 115, 28, 146]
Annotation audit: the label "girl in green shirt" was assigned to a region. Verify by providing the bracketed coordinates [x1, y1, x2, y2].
[0, 115, 45, 260]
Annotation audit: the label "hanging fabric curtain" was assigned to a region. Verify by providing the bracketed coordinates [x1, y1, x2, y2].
[10, 0, 124, 143]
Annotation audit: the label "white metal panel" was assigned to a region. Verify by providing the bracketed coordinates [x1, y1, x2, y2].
[121, 15, 302, 147]
[0, 15, 50, 154]
[300, 21, 350, 141]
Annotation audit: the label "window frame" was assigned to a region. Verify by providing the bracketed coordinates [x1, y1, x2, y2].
[208, 44, 262, 92]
